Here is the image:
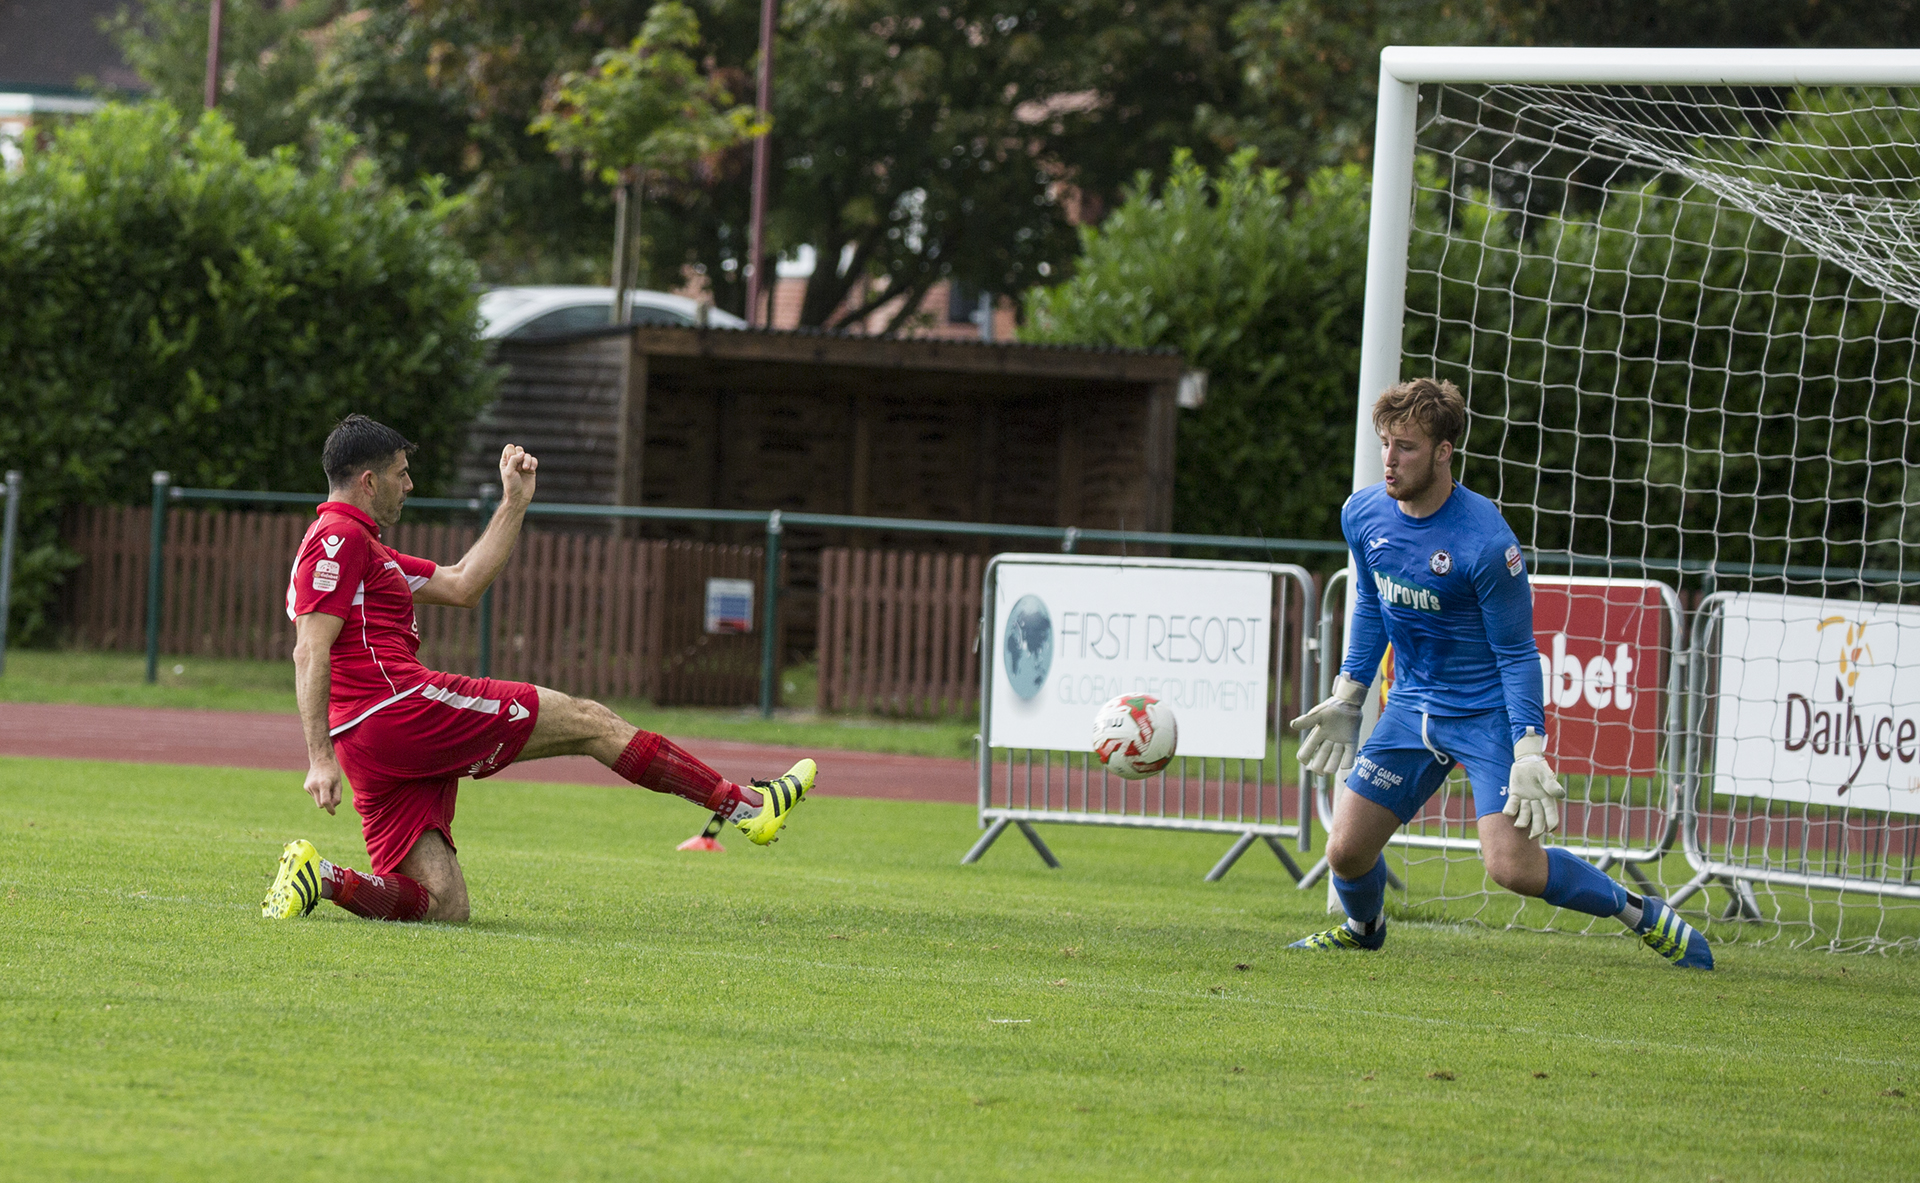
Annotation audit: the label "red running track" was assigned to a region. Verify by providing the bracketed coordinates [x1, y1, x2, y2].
[0, 702, 977, 805]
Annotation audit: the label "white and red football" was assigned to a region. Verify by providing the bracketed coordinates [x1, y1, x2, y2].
[1090, 693, 1178, 780]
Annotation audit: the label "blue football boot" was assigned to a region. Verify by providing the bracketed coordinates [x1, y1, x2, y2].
[1635, 895, 1714, 970]
[1288, 921, 1386, 951]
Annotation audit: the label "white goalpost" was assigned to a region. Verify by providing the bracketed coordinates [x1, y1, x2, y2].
[1347, 46, 1920, 951]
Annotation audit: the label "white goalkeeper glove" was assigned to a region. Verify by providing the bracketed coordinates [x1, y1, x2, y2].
[1289, 673, 1369, 776]
[1502, 730, 1566, 841]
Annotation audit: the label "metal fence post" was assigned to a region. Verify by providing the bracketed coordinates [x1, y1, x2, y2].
[476, 483, 496, 678]
[759, 509, 782, 718]
[0, 470, 19, 677]
[145, 472, 171, 684]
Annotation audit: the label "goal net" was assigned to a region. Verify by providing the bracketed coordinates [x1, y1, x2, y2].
[1361, 49, 1920, 951]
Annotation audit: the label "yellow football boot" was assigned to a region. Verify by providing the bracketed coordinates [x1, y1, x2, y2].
[262, 839, 324, 918]
[737, 759, 815, 846]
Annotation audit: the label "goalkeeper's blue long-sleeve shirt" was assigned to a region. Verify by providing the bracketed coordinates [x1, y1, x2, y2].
[1339, 481, 1545, 744]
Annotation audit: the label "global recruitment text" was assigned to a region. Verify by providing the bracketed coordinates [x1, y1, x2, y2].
[1053, 611, 1268, 710]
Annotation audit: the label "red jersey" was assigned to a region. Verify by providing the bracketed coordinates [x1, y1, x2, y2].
[286, 501, 438, 734]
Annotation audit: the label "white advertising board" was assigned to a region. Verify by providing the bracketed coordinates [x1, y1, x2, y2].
[1714, 591, 1920, 816]
[987, 557, 1273, 759]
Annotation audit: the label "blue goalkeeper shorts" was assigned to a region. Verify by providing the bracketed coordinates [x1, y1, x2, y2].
[1345, 700, 1516, 823]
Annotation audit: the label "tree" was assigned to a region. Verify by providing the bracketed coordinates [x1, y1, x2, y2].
[1224, 0, 1518, 177]
[530, 2, 766, 318]
[110, 0, 1920, 320]
[220, 0, 1255, 324]
[1022, 150, 1381, 540]
[1406, 105, 1920, 581]
[1225, 0, 1920, 182]
[109, 0, 342, 153]
[1514, 0, 1920, 48]
[690, 0, 1255, 330]
[0, 105, 495, 644]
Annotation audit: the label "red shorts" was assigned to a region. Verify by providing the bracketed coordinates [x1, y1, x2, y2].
[332, 673, 540, 874]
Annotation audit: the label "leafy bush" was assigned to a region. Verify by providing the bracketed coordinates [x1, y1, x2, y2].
[1030, 105, 1920, 582]
[1022, 149, 1375, 542]
[0, 104, 497, 644]
[1409, 158, 1920, 580]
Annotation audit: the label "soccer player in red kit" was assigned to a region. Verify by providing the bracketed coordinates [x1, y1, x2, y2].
[262, 414, 813, 923]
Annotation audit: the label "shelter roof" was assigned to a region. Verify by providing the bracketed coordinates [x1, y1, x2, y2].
[504, 323, 1187, 385]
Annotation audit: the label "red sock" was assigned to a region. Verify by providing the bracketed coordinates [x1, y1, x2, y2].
[613, 730, 762, 816]
[324, 863, 432, 922]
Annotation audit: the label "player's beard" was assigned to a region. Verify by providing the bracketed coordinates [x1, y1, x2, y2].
[372, 479, 406, 527]
[1386, 451, 1442, 503]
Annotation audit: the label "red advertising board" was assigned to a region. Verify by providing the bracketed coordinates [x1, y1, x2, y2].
[1377, 576, 1669, 777]
[1528, 577, 1668, 777]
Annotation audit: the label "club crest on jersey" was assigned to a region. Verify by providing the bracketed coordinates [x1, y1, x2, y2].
[1428, 549, 1452, 575]
[321, 534, 344, 559]
[1372, 571, 1442, 613]
[1505, 544, 1524, 577]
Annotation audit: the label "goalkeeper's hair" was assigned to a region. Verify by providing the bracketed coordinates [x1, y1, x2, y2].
[322, 414, 416, 488]
[1372, 377, 1465, 448]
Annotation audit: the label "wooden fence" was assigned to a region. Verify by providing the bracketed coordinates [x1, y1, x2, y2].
[61, 505, 772, 707]
[816, 546, 1322, 722]
[816, 547, 985, 718]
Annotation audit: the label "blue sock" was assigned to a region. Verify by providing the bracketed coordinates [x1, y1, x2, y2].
[1539, 847, 1629, 917]
[1332, 854, 1389, 931]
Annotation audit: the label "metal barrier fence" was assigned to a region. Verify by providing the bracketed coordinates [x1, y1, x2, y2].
[1676, 594, 1920, 919]
[0, 470, 20, 677]
[1300, 568, 1689, 894]
[1295, 563, 1920, 951]
[145, 473, 1347, 714]
[962, 554, 1321, 881]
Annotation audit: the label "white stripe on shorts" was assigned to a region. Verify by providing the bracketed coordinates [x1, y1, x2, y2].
[421, 683, 501, 715]
[328, 683, 423, 737]
[1419, 710, 1452, 767]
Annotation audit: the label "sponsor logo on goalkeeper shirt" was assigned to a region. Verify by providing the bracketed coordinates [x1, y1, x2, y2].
[1373, 571, 1441, 612]
[1373, 578, 1663, 778]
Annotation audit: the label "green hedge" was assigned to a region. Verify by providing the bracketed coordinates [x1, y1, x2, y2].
[1021, 150, 1378, 543]
[0, 105, 497, 644]
[1024, 121, 1920, 586]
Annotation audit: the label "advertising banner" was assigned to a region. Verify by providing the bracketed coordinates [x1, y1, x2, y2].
[987, 558, 1274, 759]
[1375, 576, 1669, 778]
[1530, 577, 1668, 778]
[1713, 592, 1920, 816]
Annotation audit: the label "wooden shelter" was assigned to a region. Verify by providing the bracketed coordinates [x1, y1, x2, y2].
[457, 325, 1190, 666]
[460, 325, 1186, 532]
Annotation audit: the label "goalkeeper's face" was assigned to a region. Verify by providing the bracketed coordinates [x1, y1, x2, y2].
[1379, 422, 1452, 505]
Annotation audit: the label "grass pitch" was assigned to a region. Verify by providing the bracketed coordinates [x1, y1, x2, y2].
[2, 756, 1916, 1181]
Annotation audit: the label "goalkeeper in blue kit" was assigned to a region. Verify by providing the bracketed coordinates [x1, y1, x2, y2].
[1287, 378, 1711, 968]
